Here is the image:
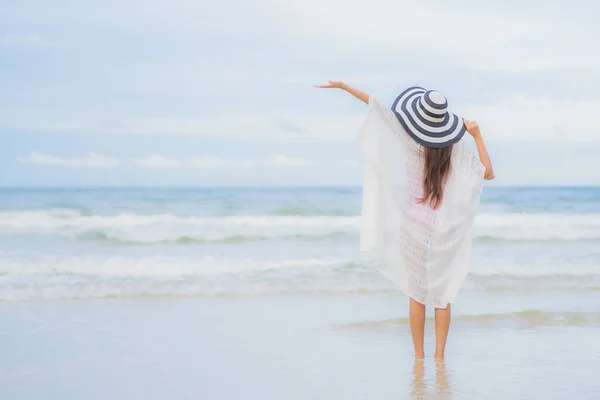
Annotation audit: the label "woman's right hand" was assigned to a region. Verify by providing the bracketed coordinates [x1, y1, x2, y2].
[464, 120, 481, 138]
[314, 81, 369, 104]
[314, 81, 345, 89]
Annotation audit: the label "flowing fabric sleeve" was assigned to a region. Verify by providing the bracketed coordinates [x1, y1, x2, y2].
[356, 96, 411, 292]
[453, 141, 486, 183]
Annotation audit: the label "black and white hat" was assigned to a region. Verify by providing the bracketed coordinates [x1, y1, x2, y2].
[392, 86, 466, 148]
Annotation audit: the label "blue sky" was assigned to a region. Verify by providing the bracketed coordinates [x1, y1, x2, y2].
[1, 0, 599, 186]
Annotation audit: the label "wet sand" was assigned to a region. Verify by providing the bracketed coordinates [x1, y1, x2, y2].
[1, 292, 599, 399]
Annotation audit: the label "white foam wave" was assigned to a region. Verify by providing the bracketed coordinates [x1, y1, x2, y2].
[2, 254, 600, 301]
[0, 255, 348, 277]
[474, 213, 600, 241]
[2, 210, 600, 242]
[0, 210, 357, 229]
[0, 211, 358, 243]
[0, 255, 379, 301]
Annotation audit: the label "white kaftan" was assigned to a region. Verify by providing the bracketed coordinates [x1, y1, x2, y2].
[358, 96, 486, 308]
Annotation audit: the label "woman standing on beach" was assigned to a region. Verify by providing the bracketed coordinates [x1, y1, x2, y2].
[316, 82, 494, 359]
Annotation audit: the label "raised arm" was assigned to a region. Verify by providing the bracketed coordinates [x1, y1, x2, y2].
[464, 120, 494, 180]
[314, 81, 369, 104]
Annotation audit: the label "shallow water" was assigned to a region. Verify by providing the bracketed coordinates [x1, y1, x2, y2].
[1, 294, 599, 400]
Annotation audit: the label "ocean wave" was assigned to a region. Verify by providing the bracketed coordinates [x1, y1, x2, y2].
[2, 254, 600, 301]
[3, 210, 600, 244]
[76, 230, 354, 245]
[474, 213, 600, 241]
[0, 210, 358, 229]
[0, 211, 359, 244]
[464, 273, 600, 290]
[271, 206, 353, 216]
[0, 256, 373, 301]
[0, 255, 352, 278]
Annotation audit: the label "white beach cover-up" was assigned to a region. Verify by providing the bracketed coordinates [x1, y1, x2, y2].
[358, 96, 486, 308]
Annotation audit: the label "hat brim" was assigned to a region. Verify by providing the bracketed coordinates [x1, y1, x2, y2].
[392, 87, 466, 149]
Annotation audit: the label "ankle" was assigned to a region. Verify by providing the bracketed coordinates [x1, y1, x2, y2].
[415, 351, 425, 359]
[434, 350, 444, 360]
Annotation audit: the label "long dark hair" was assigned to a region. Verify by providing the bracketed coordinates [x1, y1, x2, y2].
[419, 146, 453, 209]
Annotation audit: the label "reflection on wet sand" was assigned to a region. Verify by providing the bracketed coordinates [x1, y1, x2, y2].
[435, 360, 453, 399]
[410, 359, 427, 399]
[409, 359, 455, 399]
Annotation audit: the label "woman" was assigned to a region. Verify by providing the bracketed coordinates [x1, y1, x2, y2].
[316, 81, 494, 359]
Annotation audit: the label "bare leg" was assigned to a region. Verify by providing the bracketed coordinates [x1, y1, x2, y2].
[434, 304, 451, 360]
[409, 298, 426, 358]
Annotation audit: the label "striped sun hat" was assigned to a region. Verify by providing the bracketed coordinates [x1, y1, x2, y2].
[391, 86, 466, 148]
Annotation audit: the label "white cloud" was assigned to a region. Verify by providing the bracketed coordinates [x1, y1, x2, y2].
[190, 154, 313, 168]
[2, 0, 599, 145]
[188, 156, 228, 169]
[0, 34, 52, 47]
[6, 94, 600, 143]
[18, 152, 119, 167]
[337, 160, 361, 168]
[262, 0, 598, 73]
[132, 155, 182, 168]
[266, 154, 312, 166]
[0, 113, 365, 140]
[131, 99, 600, 143]
[267, 0, 535, 53]
[460, 96, 600, 142]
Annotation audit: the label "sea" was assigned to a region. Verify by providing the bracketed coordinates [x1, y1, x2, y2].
[2, 186, 600, 399]
[2, 186, 600, 301]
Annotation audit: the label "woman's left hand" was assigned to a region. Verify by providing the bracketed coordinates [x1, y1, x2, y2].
[464, 120, 481, 138]
[314, 81, 345, 89]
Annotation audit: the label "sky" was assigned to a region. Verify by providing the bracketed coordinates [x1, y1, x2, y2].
[1, 0, 599, 187]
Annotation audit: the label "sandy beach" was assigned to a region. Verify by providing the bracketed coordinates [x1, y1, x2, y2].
[2, 291, 599, 399]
